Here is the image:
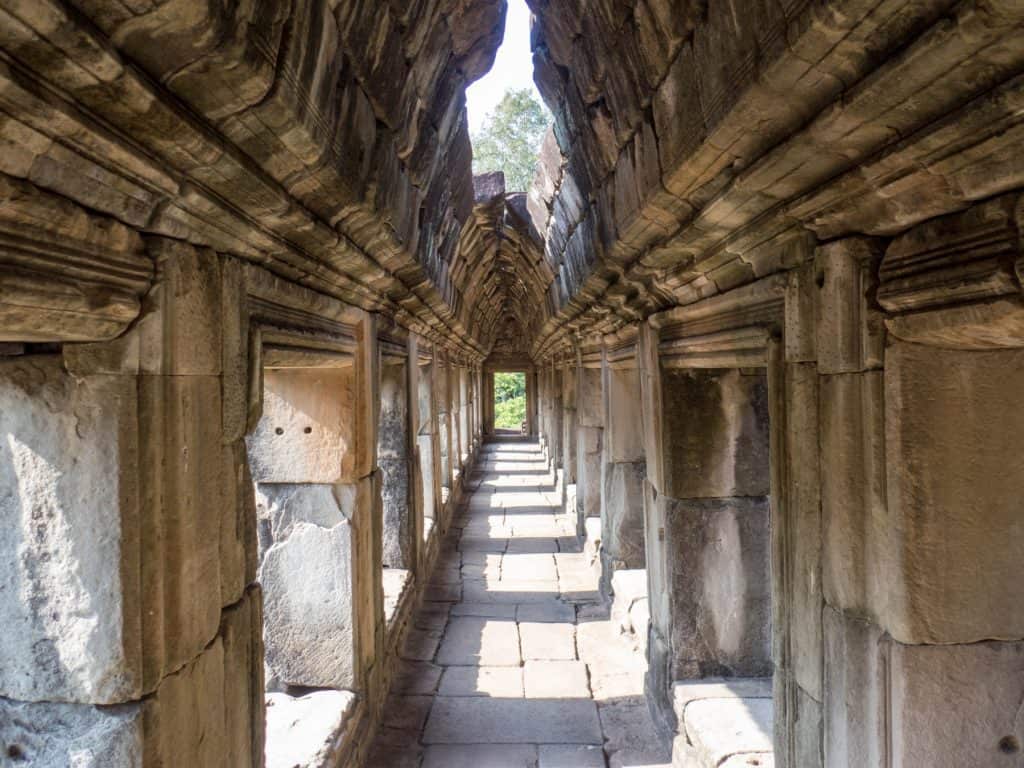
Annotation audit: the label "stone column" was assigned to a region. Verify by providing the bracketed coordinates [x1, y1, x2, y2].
[0, 240, 262, 766]
[379, 353, 413, 570]
[525, 368, 537, 436]
[599, 345, 647, 597]
[436, 355, 452, 500]
[354, 314, 384, 699]
[576, 353, 604, 537]
[561, 363, 578, 485]
[413, 342, 439, 551]
[547, 363, 564, 471]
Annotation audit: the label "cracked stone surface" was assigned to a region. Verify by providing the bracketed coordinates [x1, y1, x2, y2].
[367, 440, 671, 767]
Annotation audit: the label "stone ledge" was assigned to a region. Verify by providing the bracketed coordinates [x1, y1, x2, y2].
[672, 678, 774, 768]
[384, 568, 413, 631]
[265, 690, 357, 768]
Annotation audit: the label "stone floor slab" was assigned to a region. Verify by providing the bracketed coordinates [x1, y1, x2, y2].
[539, 744, 607, 767]
[517, 600, 576, 623]
[520, 622, 577, 660]
[436, 617, 521, 666]
[439, 666, 525, 697]
[423, 697, 603, 744]
[422, 744, 539, 767]
[524, 660, 590, 699]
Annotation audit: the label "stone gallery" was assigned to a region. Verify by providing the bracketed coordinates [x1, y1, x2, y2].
[1, 1, 1022, 766]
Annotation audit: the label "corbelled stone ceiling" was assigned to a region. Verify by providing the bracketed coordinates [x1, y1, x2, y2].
[2, 0, 1023, 360]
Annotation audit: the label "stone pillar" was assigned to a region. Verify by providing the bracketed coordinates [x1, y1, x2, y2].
[436, 355, 452, 499]
[576, 354, 604, 537]
[600, 345, 647, 597]
[379, 354, 413, 570]
[414, 342, 439, 550]
[450, 363, 463, 479]
[0, 240, 262, 766]
[525, 368, 537, 437]
[561, 364, 578, 485]
[354, 314, 384, 697]
[547, 363, 564, 470]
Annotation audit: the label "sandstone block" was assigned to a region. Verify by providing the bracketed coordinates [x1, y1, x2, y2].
[820, 372, 887, 619]
[247, 368, 356, 484]
[0, 696, 143, 766]
[659, 368, 770, 500]
[884, 342, 1024, 643]
[439, 666, 524, 698]
[682, 697, 773, 768]
[665, 496, 772, 680]
[260, 519, 355, 689]
[137, 239, 222, 376]
[601, 460, 647, 570]
[606, 366, 645, 462]
[891, 638, 1024, 767]
[265, 690, 357, 768]
[823, 608, 886, 768]
[815, 238, 884, 374]
[0, 357, 141, 703]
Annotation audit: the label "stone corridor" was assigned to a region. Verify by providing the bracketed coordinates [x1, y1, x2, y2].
[2, 1, 1024, 766]
[367, 440, 671, 768]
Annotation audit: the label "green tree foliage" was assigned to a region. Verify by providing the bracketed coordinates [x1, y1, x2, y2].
[493, 372, 527, 430]
[472, 88, 552, 192]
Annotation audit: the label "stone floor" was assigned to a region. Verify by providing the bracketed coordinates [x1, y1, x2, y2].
[366, 440, 672, 768]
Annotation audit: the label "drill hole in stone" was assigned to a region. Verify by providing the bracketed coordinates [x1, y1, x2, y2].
[303, 426, 312, 434]
[274, 427, 284, 435]
[999, 736, 1020, 754]
[7, 744, 25, 760]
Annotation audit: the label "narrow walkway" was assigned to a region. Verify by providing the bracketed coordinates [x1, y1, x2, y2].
[367, 440, 671, 767]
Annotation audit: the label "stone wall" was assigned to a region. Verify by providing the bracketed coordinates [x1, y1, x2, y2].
[533, 197, 1024, 767]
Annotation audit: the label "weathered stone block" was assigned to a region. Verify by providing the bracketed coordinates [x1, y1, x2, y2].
[884, 342, 1024, 643]
[141, 637, 227, 767]
[782, 363, 822, 702]
[260, 513, 355, 689]
[0, 696, 143, 766]
[381, 456, 413, 568]
[820, 372, 887, 620]
[891, 638, 1024, 768]
[815, 238, 884, 375]
[247, 368, 356, 484]
[265, 690, 357, 768]
[823, 608, 886, 768]
[659, 368, 770, 500]
[601, 460, 647, 571]
[605, 366, 643, 462]
[219, 586, 264, 768]
[0, 356, 140, 704]
[379, 361, 409, 459]
[137, 239, 223, 376]
[138, 374, 225, 692]
[665, 496, 772, 680]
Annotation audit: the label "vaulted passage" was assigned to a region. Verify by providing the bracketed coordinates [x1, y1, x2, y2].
[1, 1, 1024, 767]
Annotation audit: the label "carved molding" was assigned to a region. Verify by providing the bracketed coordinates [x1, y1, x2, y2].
[0, 174, 151, 341]
[881, 195, 1024, 349]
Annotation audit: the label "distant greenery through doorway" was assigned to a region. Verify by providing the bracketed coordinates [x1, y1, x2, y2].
[493, 372, 526, 430]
